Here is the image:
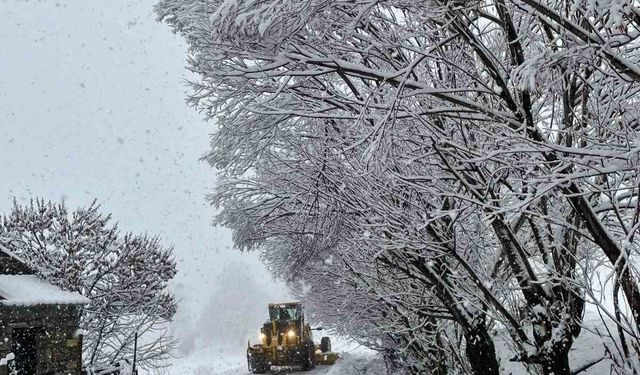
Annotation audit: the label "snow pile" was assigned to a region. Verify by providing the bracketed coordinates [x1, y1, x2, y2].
[0, 352, 14, 365]
[0, 275, 89, 306]
[321, 352, 384, 375]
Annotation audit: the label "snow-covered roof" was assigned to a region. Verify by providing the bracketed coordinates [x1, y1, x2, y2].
[0, 275, 90, 307]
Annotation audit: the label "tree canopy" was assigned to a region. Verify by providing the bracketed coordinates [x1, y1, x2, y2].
[157, 1, 640, 374]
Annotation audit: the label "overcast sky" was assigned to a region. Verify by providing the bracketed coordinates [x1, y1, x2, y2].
[0, 0, 289, 359]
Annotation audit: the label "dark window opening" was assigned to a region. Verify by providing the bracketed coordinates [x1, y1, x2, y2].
[12, 327, 42, 375]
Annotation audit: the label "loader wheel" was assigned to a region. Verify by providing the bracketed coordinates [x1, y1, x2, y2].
[302, 341, 316, 371]
[247, 351, 269, 374]
[320, 337, 331, 353]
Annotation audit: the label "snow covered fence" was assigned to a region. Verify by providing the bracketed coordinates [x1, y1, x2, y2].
[81, 361, 135, 375]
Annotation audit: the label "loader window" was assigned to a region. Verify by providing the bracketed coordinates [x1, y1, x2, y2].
[269, 305, 301, 321]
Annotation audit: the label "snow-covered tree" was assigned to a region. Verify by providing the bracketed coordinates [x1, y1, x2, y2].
[0, 199, 178, 371]
[157, 1, 640, 373]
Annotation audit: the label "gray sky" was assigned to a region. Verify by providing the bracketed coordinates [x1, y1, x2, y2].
[0, 0, 288, 357]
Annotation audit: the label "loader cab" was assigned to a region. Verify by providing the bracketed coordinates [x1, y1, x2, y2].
[262, 302, 307, 348]
[269, 303, 302, 322]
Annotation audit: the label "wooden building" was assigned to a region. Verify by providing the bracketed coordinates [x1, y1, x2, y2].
[0, 245, 89, 375]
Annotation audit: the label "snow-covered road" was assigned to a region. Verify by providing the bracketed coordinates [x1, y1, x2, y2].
[263, 354, 383, 375]
[169, 354, 381, 375]
[167, 344, 381, 375]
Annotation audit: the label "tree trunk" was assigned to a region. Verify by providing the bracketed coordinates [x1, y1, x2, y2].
[567, 191, 640, 330]
[466, 327, 499, 375]
[541, 350, 571, 375]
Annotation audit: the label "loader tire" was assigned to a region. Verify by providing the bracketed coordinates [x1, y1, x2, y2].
[320, 337, 331, 353]
[302, 341, 316, 371]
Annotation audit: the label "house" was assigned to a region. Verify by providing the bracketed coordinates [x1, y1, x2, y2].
[0, 244, 89, 375]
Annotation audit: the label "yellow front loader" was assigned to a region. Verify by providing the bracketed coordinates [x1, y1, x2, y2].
[247, 302, 338, 373]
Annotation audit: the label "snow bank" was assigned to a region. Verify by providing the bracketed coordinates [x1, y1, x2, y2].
[320, 352, 384, 375]
[0, 275, 90, 306]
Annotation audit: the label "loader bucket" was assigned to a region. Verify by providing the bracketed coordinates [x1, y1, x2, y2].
[314, 351, 339, 365]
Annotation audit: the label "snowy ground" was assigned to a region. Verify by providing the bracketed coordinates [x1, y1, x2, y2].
[498, 318, 612, 375]
[167, 351, 381, 375]
[164, 320, 616, 375]
[164, 337, 381, 375]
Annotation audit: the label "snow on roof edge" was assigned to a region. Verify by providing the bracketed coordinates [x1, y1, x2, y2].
[0, 275, 90, 307]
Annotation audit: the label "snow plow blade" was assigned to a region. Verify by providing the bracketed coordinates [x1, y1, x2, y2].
[314, 351, 339, 365]
[247, 344, 270, 374]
